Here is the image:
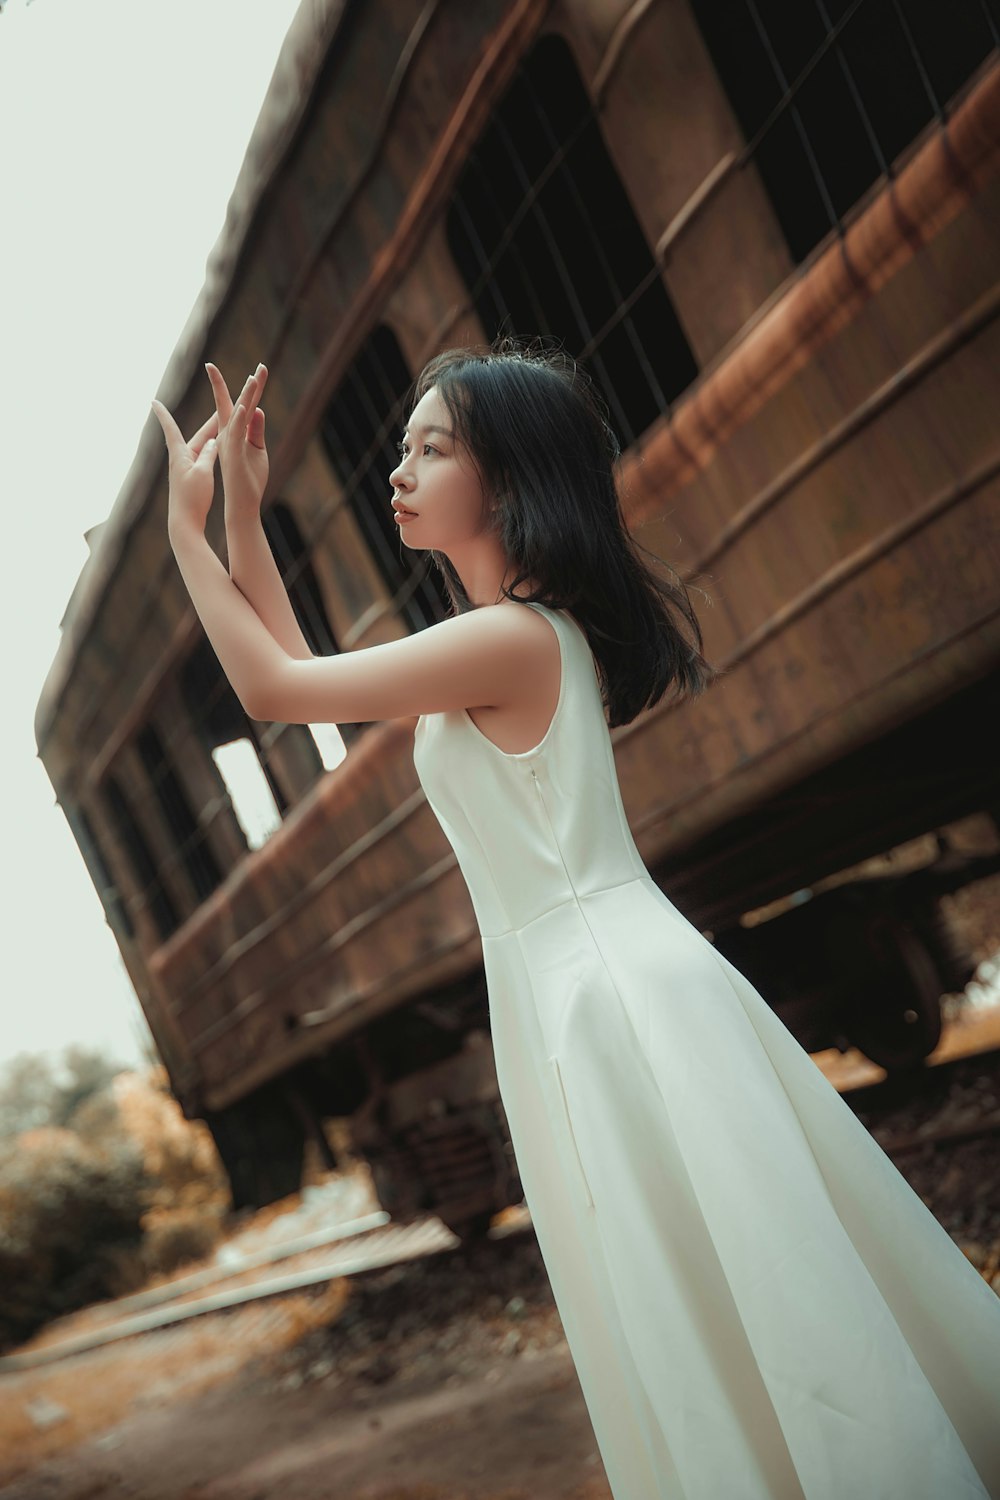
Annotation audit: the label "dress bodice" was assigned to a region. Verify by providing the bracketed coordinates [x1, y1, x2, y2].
[412, 603, 647, 938]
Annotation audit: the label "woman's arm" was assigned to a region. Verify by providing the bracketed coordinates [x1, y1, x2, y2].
[170, 522, 544, 725]
[151, 395, 295, 720]
[226, 503, 315, 662]
[170, 517, 290, 718]
[151, 390, 546, 730]
[207, 361, 315, 662]
[254, 605, 551, 727]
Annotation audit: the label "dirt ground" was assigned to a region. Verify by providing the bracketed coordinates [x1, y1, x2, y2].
[0, 1229, 612, 1500]
[2, 1337, 608, 1500]
[3, 1003, 1000, 1500]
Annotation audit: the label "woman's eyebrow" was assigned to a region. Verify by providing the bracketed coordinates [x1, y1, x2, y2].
[403, 422, 455, 441]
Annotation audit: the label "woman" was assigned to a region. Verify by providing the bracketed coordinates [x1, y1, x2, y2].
[152, 344, 1000, 1500]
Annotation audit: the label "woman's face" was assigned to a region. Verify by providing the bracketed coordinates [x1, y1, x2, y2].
[388, 386, 490, 550]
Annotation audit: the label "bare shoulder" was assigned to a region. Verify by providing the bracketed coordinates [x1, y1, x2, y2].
[447, 597, 556, 643]
[462, 603, 562, 753]
[476, 601, 562, 673]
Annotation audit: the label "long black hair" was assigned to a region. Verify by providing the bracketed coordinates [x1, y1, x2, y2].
[409, 339, 722, 729]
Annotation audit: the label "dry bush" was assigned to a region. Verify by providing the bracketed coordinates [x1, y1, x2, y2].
[137, 1205, 225, 1285]
[0, 1126, 151, 1351]
[69, 1067, 233, 1277]
[0, 1066, 235, 1351]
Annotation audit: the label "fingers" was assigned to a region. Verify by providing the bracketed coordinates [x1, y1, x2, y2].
[150, 398, 184, 454]
[205, 362, 268, 435]
[151, 399, 220, 460]
[204, 362, 234, 423]
[163, 364, 267, 459]
[191, 409, 220, 454]
[237, 365, 265, 425]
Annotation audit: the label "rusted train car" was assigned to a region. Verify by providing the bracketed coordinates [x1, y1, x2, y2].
[35, 0, 1000, 1231]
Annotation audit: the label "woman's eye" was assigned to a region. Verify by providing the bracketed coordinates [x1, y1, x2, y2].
[395, 439, 439, 459]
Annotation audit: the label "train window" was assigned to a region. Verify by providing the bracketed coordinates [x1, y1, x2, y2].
[70, 805, 135, 940]
[180, 635, 294, 820]
[208, 738, 283, 852]
[319, 325, 451, 634]
[260, 501, 365, 751]
[136, 721, 225, 905]
[101, 773, 180, 942]
[445, 32, 698, 449]
[261, 501, 339, 658]
[689, 0, 998, 266]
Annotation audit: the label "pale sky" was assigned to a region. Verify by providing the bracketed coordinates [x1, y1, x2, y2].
[0, 0, 304, 1079]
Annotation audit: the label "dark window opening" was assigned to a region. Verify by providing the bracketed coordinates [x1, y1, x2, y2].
[180, 635, 292, 822]
[445, 32, 698, 449]
[690, 0, 998, 266]
[260, 501, 364, 746]
[137, 721, 225, 906]
[101, 774, 179, 942]
[261, 501, 338, 657]
[320, 325, 451, 635]
[71, 805, 135, 940]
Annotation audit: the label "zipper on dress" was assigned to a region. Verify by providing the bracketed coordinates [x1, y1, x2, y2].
[529, 766, 575, 883]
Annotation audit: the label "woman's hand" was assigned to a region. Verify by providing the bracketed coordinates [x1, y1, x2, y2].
[150, 400, 220, 539]
[205, 361, 270, 513]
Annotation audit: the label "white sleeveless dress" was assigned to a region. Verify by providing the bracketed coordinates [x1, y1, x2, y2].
[412, 601, 1000, 1500]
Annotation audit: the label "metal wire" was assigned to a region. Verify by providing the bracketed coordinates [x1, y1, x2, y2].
[501, 80, 672, 424]
[261, 504, 339, 656]
[890, 0, 943, 121]
[814, 0, 889, 181]
[319, 330, 445, 632]
[745, 0, 842, 238]
[486, 113, 634, 440]
[444, 43, 682, 446]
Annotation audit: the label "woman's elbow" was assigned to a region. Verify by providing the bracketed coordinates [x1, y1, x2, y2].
[244, 674, 307, 725]
[240, 676, 281, 722]
[242, 696, 270, 723]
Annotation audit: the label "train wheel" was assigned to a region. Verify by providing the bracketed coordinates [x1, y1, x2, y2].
[844, 916, 944, 1072]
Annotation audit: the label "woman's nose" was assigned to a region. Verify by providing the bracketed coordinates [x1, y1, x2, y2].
[389, 460, 409, 491]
